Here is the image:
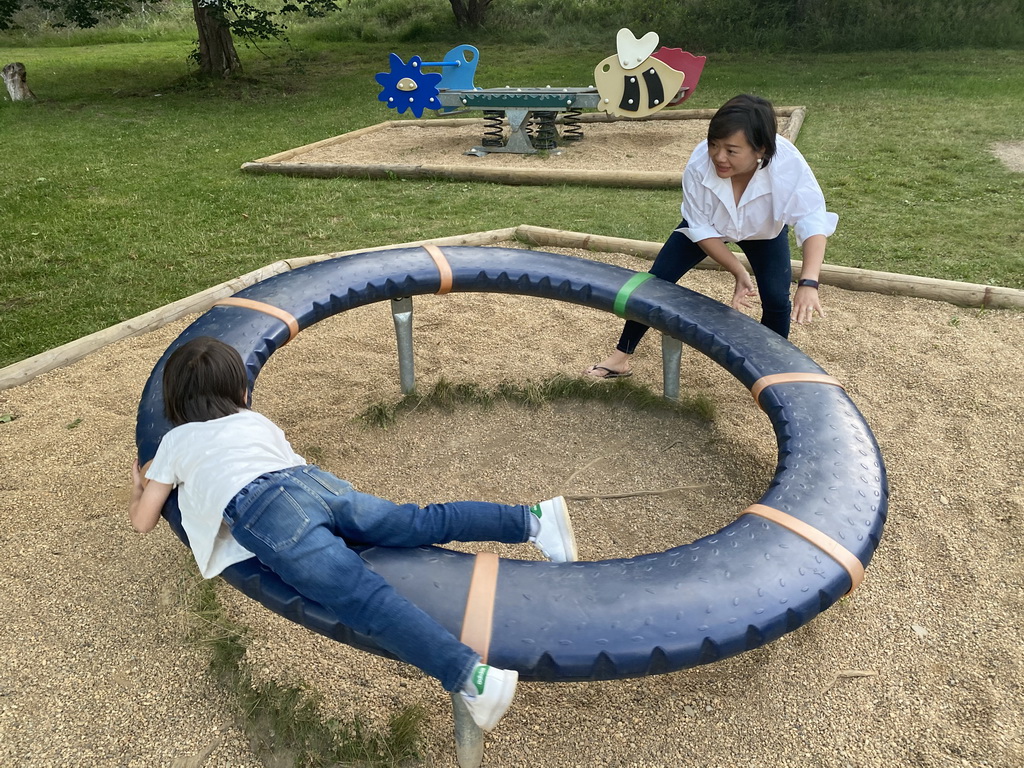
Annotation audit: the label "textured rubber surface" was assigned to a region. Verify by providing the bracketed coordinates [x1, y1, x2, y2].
[136, 246, 887, 681]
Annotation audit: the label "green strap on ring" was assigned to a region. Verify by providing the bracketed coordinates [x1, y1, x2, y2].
[613, 272, 655, 318]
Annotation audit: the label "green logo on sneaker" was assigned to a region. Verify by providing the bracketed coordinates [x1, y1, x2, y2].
[471, 664, 489, 695]
[529, 504, 542, 519]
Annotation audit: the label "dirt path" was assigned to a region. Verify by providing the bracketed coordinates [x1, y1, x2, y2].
[2, 244, 1022, 767]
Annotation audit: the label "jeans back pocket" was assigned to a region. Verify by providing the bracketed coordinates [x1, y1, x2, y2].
[240, 485, 311, 553]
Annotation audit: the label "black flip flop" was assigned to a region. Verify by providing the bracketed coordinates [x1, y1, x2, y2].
[584, 365, 633, 380]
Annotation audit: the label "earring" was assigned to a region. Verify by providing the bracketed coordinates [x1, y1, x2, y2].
[756, 156, 763, 164]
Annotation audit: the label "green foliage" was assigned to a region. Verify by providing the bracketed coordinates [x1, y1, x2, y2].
[7, 0, 1023, 50]
[359, 375, 716, 428]
[0, 0, 192, 44]
[0, 0, 340, 71]
[186, 578, 425, 767]
[479, 0, 1024, 50]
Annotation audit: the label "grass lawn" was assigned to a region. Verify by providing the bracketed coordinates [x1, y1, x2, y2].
[1, 40, 1023, 369]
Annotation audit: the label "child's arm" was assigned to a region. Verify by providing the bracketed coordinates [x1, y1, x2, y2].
[129, 459, 173, 533]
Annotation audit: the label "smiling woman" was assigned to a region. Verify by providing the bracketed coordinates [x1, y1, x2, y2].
[584, 94, 837, 380]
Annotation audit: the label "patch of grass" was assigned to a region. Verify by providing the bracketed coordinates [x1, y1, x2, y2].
[359, 374, 716, 428]
[186, 578, 424, 767]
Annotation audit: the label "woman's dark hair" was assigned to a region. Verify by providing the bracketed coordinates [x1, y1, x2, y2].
[708, 94, 778, 168]
[162, 336, 249, 426]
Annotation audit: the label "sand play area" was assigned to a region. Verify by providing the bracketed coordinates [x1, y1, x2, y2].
[1, 237, 1022, 766]
[241, 108, 805, 187]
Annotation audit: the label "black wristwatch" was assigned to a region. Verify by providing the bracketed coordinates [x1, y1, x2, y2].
[797, 279, 820, 289]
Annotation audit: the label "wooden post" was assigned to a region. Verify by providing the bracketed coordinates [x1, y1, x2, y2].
[5, 225, 1024, 393]
[241, 160, 680, 189]
[513, 225, 1024, 310]
[0, 230, 519, 391]
[3, 63, 36, 102]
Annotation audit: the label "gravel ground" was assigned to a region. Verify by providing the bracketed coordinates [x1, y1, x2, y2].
[1, 243, 1022, 767]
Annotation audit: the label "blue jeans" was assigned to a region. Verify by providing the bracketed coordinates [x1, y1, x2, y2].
[223, 465, 532, 691]
[617, 220, 793, 353]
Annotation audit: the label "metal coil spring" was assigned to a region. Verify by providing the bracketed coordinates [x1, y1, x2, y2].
[561, 107, 584, 142]
[530, 111, 558, 150]
[482, 110, 504, 147]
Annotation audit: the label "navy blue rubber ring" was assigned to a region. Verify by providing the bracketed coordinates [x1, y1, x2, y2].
[136, 246, 887, 681]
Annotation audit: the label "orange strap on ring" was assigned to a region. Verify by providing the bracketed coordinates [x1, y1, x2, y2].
[422, 243, 453, 295]
[750, 372, 843, 408]
[744, 503, 865, 593]
[460, 551, 500, 662]
[213, 297, 300, 343]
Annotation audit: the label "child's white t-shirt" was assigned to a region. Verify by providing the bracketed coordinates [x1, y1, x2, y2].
[146, 409, 306, 578]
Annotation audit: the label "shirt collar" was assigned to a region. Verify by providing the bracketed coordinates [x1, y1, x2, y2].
[702, 161, 735, 210]
[701, 160, 772, 209]
[741, 166, 772, 204]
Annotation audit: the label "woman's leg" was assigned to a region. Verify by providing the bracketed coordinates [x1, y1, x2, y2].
[587, 223, 707, 377]
[615, 224, 709, 353]
[225, 472, 479, 691]
[737, 226, 793, 338]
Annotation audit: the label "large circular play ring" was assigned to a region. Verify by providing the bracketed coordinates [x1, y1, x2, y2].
[136, 245, 887, 681]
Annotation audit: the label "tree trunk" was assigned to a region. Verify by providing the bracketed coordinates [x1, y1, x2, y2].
[448, 0, 491, 28]
[3, 62, 36, 102]
[192, 0, 242, 78]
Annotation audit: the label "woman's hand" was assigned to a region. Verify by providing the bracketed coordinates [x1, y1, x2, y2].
[792, 285, 826, 325]
[731, 271, 758, 311]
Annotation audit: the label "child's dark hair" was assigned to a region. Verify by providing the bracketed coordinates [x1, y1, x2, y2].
[162, 336, 249, 426]
[708, 94, 778, 168]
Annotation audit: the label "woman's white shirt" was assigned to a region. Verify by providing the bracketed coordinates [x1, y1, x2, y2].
[146, 410, 306, 578]
[678, 135, 838, 247]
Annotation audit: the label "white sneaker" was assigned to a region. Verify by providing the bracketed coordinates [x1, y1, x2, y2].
[530, 496, 578, 563]
[459, 664, 518, 732]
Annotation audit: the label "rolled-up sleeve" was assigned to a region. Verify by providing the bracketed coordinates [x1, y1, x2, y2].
[793, 210, 839, 246]
[145, 441, 178, 486]
[784, 163, 838, 246]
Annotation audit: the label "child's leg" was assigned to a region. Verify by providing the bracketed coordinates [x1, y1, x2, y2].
[225, 473, 479, 692]
[293, 466, 532, 548]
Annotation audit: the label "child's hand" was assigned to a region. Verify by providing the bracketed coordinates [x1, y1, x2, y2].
[131, 459, 147, 496]
[128, 459, 170, 533]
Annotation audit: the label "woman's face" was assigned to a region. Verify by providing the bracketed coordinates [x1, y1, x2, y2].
[708, 130, 762, 180]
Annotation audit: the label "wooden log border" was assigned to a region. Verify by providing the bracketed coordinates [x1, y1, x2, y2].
[2, 223, 1021, 391]
[240, 108, 806, 190]
[515, 225, 1024, 311]
[0, 228, 517, 391]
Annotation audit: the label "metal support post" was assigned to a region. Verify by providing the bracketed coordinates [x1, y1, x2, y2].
[390, 296, 415, 394]
[661, 334, 682, 401]
[451, 692, 485, 768]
